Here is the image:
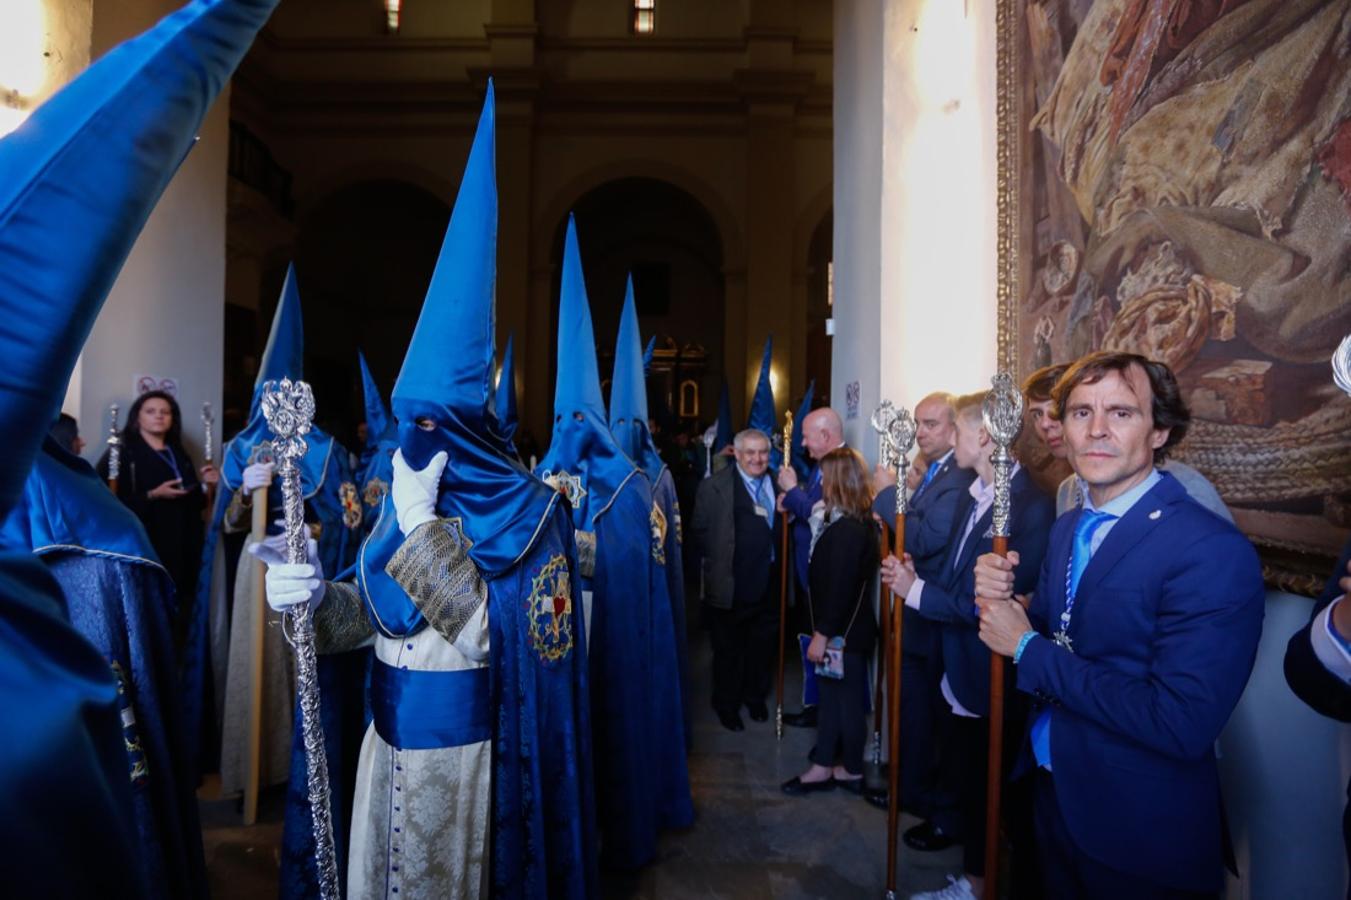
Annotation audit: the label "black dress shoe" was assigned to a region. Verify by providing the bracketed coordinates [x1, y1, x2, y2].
[782, 707, 818, 728]
[781, 776, 836, 796]
[746, 700, 769, 722]
[903, 820, 955, 852]
[863, 788, 888, 810]
[716, 710, 745, 732]
[833, 776, 864, 795]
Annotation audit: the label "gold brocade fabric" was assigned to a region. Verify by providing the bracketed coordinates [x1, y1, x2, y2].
[386, 519, 487, 646]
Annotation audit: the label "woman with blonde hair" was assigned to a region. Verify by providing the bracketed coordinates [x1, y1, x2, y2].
[782, 446, 880, 795]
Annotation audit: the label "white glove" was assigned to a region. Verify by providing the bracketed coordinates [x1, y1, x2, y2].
[391, 449, 447, 536]
[242, 462, 274, 493]
[250, 532, 325, 613]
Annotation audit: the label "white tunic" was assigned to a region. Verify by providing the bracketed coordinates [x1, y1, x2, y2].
[347, 601, 492, 899]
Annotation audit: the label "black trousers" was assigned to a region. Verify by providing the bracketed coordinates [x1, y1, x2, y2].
[899, 646, 945, 819]
[708, 600, 778, 715]
[934, 709, 990, 877]
[1033, 771, 1218, 900]
[810, 651, 869, 775]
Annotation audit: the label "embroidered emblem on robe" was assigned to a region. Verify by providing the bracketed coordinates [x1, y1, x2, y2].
[110, 660, 149, 789]
[339, 482, 362, 529]
[541, 469, 587, 508]
[528, 553, 574, 665]
[650, 501, 667, 565]
[363, 476, 389, 508]
[246, 440, 275, 467]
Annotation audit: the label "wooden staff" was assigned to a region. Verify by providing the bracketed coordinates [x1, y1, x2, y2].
[881, 405, 916, 900]
[243, 454, 270, 826]
[105, 402, 121, 494]
[774, 410, 794, 740]
[867, 403, 898, 778]
[981, 375, 1023, 900]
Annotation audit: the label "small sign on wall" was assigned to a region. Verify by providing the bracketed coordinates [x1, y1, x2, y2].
[845, 380, 860, 420]
[134, 374, 179, 397]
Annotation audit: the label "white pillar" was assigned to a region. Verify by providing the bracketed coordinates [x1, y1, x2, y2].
[833, 0, 998, 458]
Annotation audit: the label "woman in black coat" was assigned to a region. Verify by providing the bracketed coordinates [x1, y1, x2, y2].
[782, 446, 880, 795]
[98, 390, 218, 646]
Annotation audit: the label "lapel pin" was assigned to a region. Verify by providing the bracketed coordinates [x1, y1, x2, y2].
[1148, 509, 1162, 520]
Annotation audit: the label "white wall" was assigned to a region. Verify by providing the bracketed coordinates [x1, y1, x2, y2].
[1220, 591, 1351, 899]
[833, 0, 998, 460]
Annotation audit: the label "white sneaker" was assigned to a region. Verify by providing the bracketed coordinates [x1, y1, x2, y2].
[909, 874, 977, 900]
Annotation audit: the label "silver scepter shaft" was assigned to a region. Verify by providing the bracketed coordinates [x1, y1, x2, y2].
[106, 403, 122, 483]
[261, 378, 340, 900]
[201, 402, 215, 465]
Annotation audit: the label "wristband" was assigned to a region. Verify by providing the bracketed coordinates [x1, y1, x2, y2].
[1013, 630, 1038, 664]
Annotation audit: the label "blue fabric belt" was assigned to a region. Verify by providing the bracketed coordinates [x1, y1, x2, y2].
[370, 660, 491, 750]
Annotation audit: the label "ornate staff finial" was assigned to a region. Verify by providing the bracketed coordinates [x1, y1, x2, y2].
[782, 410, 794, 471]
[887, 407, 917, 516]
[982, 372, 1024, 538]
[870, 400, 899, 470]
[260, 377, 338, 900]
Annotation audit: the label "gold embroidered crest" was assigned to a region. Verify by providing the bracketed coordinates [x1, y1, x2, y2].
[650, 501, 667, 565]
[339, 482, 362, 530]
[528, 553, 574, 665]
[541, 469, 587, 508]
[363, 476, 389, 508]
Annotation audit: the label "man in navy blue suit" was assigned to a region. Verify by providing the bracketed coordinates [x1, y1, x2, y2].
[868, 393, 977, 841]
[882, 393, 1054, 900]
[974, 352, 1264, 899]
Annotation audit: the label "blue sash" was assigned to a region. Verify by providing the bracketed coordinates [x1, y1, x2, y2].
[370, 660, 491, 750]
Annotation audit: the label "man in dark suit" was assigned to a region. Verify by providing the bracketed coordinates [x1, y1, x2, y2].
[975, 352, 1265, 899]
[776, 406, 846, 728]
[692, 428, 782, 732]
[1284, 538, 1351, 895]
[882, 393, 1054, 900]
[869, 393, 976, 847]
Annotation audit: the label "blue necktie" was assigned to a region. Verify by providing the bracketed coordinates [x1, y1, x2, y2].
[913, 459, 942, 500]
[753, 476, 776, 561]
[1032, 508, 1116, 770]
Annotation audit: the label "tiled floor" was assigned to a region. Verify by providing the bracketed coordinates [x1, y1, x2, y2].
[201, 608, 965, 899]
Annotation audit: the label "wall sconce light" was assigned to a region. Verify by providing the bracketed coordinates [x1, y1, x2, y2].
[632, 0, 655, 35]
[384, 0, 401, 35]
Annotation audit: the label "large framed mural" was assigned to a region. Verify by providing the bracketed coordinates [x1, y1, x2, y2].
[996, 0, 1351, 593]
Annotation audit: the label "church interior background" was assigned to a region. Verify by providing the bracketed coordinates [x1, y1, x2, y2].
[3, 0, 1349, 897]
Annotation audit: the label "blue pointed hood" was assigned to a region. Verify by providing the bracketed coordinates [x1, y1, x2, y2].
[0, 0, 280, 520]
[359, 350, 394, 449]
[495, 333, 519, 450]
[610, 276, 665, 482]
[385, 81, 557, 577]
[1, 437, 165, 570]
[536, 216, 637, 531]
[642, 336, 656, 376]
[790, 379, 815, 480]
[220, 266, 334, 498]
[746, 336, 780, 467]
[715, 380, 734, 453]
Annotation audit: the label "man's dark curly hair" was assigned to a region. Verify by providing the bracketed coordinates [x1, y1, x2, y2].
[1051, 351, 1190, 464]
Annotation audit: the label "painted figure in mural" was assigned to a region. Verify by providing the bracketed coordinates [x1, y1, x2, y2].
[262, 82, 597, 898]
[1021, 0, 1351, 549]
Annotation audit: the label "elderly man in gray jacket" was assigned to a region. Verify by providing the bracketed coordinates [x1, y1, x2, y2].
[692, 428, 783, 732]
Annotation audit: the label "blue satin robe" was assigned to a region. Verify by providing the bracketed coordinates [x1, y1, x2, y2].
[488, 504, 599, 898]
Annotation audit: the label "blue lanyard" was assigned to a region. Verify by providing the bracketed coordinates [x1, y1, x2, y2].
[156, 447, 182, 483]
